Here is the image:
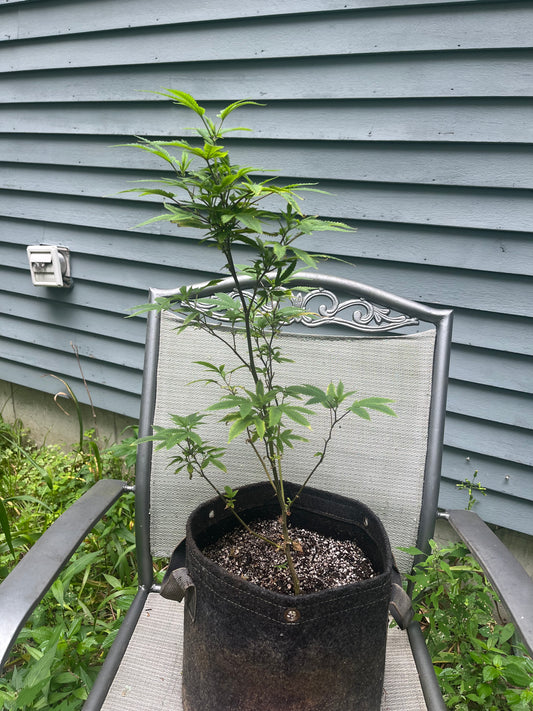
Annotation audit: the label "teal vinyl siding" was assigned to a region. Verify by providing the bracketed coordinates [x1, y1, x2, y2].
[0, 0, 532, 534]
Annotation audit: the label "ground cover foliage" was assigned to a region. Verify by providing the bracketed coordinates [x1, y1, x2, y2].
[0, 416, 138, 710]
[0, 415, 531, 709]
[407, 540, 533, 710]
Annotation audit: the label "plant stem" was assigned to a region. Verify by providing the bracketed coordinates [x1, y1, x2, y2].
[274, 474, 301, 594]
[248, 433, 277, 492]
[222, 243, 260, 384]
[199, 468, 282, 551]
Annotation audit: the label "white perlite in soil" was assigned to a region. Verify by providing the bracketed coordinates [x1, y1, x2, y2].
[202, 518, 376, 595]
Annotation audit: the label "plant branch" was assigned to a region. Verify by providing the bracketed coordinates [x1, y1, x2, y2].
[289, 409, 351, 510]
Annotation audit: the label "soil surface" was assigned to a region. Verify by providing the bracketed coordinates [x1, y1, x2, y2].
[202, 518, 376, 595]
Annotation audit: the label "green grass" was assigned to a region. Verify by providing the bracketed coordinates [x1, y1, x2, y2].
[0, 415, 532, 709]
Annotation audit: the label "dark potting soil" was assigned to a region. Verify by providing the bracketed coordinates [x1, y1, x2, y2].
[202, 518, 376, 595]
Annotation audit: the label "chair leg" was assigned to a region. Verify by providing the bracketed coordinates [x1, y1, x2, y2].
[407, 621, 447, 711]
[83, 588, 149, 711]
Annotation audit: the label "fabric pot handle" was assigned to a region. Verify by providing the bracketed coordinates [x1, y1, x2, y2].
[160, 538, 197, 620]
[389, 565, 414, 630]
[160, 539, 414, 630]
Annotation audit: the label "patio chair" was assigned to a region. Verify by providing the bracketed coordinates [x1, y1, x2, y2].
[1, 273, 532, 710]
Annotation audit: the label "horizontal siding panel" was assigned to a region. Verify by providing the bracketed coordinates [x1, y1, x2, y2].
[2, 291, 146, 343]
[3, 247, 217, 294]
[0, 267, 147, 315]
[0, 264, 202, 313]
[0, 192, 167, 241]
[3, 218, 228, 273]
[451, 310, 533, 357]
[4, 135, 533, 190]
[0, 359, 139, 418]
[0, 314, 144, 370]
[3, 100, 533, 143]
[445, 414, 531, 468]
[351, 224, 532, 276]
[3, 6, 533, 72]
[4, 164, 533, 234]
[447, 381, 532, 428]
[2, 51, 533, 103]
[442, 448, 533, 503]
[450, 346, 533, 394]
[0, 337, 141, 394]
[439, 480, 533, 536]
[1, 0, 520, 41]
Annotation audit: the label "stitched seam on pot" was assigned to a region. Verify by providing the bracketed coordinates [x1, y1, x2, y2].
[196, 568, 391, 626]
[293, 504, 384, 530]
[189, 547, 390, 622]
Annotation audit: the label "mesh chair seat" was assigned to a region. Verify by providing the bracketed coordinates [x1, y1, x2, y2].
[101, 593, 427, 711]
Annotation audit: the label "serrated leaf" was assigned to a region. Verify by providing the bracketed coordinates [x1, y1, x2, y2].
[236, 212, 263, 234]
[218, 100, 265, 121]
[288, 384, 328, 405]
[156, 89, 206, 116]
[213, 292, 240, 310]
[194, 361, 221, 372]
[206, 397, 242, 411]
[239, 401, 253, 418]
[356, 397, 395, 406]
[268, 406, 283, 427]
[290, 246, 318, 268]
[503, 660, 533, 688]
[228, 417, 252, 442]
[354, 397, 396, 417]
[482, 665, 500, 682]
[399, 546, 426, 556]
[133, 213, 177, 228]
[254, 417, 266, 439]
[282, 406, 312, 428]
[349, 405, 371, 420]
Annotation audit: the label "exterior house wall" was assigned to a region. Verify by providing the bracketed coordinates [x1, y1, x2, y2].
[0, 0, 532, 533]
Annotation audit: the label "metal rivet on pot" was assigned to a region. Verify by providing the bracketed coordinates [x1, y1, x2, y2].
[363, 516, 369, 527]
[208, 509, 215, 519]
[284, 608, 301, 623]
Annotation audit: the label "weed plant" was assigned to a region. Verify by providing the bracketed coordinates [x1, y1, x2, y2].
[406, 539, 533, 710]
[0, 417, 139, 710]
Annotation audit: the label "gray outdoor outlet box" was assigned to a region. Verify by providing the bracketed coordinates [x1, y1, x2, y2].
[27, 245, 71, 287]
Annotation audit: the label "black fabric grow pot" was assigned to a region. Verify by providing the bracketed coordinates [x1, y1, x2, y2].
[165, 481, 399, 711]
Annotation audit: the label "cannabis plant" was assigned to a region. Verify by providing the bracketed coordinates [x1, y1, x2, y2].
[126, 90, 395, 593]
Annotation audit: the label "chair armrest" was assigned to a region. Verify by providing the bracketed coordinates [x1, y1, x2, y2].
[0, 479, 130, 671]
[442, 509, 533, 656]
